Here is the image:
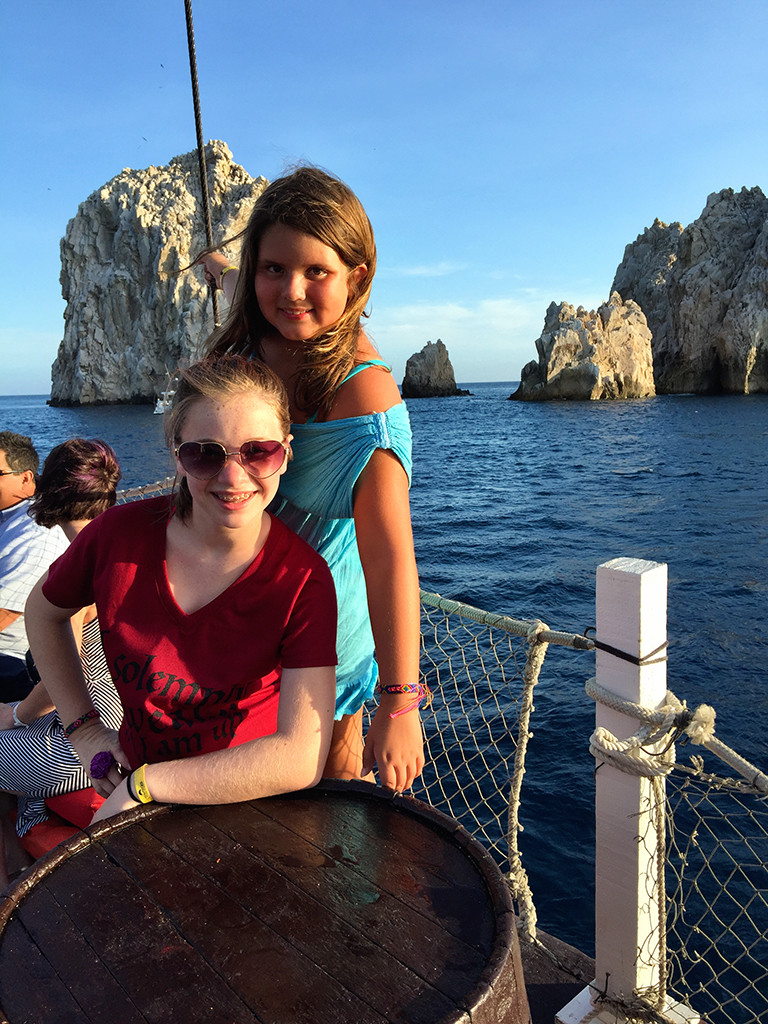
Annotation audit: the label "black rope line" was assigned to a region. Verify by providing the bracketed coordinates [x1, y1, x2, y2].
[593, 639, 669, 667]
[184, 0, 220, 329]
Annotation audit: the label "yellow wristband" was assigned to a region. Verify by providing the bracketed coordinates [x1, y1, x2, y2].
[219, 265, 238, 286]
[130, 763, 154, 804]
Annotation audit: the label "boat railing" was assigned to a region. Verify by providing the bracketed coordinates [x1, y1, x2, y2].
[116, 482, 767, 1024]
[392, 570, 768, 1024]
[116, 476, 178, 502]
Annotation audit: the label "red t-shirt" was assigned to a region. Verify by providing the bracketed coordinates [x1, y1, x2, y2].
[43, 497, 337, 768]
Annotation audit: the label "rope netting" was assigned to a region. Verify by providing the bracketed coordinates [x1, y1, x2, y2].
[383, 591, 593, 944]
[588, 682, 768, 1024]
[662, 762, 768, 1024]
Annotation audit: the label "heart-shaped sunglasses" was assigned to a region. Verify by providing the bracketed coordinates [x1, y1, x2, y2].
[175, 439, 289, 480]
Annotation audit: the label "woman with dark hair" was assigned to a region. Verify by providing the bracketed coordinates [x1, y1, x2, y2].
[0, 439, 124, 882]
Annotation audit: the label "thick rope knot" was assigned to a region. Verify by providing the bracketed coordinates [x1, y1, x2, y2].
[586, 678, 768, 793]
[682, 703, 716, 745]
[589, 724, 676, 777]
[525, 620, 548, 644]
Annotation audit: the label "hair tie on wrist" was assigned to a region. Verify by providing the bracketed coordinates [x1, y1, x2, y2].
[63, 708, 100, 737]
[377, 682, 433, 719]
[90, 751, 116, 780]
[127, 764, 154, 804]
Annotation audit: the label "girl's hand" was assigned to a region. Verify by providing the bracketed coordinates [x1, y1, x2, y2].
[0, 704, 16, 731]
[67, 718, 129, 798]
[90, 778, 138, 824]
[363, 706, 424, 792]
[196, 252, 230, 290]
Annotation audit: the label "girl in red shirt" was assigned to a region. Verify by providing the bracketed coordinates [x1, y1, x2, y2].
[26, 356, 337, 822]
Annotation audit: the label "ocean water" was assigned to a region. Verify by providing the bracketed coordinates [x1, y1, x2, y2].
[2, 385, 767, 954]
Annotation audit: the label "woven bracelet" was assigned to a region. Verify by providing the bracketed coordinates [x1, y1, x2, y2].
[63, 708, 100, 738]
[378, 682, 433, 719]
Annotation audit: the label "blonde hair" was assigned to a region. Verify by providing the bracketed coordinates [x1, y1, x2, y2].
[165, 354, 290, 520]
[203, 166, 376, 416]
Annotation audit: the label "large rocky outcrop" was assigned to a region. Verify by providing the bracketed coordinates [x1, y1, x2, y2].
[401, 339, 470, 397]
[509, 293, 655, 401]
[612, 186, 768, 394]
[50, 141, 266, 405]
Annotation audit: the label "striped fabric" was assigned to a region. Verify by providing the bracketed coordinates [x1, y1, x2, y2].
[0, 618, 123, 836]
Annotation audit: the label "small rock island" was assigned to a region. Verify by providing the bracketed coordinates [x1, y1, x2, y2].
[509, 293, 655, 401]
[401, 339, 471, 398]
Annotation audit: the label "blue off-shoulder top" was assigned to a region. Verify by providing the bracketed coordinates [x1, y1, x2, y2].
[271, 371, 413, 718]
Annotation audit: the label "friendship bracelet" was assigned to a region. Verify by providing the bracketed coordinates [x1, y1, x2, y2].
[378, 682, 433, 719]
[63, 708, 100, 738]
[219, 265, 238, 287]
[128, 763, 154, 804]
[12, 704, 28, 728]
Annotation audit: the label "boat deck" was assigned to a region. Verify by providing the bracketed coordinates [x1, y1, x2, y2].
[519, 929, 594, 1024]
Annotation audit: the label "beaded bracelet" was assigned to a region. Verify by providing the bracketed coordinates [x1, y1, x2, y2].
[219, 265, 238, 287]
[378, 682, 433, 719]
[127, 763, 154, 804]
[63, 708, 100, 738]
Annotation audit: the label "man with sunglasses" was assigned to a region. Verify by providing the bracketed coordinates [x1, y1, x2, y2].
[0, 432, 67, 700]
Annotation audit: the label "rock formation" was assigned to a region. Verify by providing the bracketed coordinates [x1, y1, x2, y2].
[612, 187, 768, 394]
[509, 293, 655, 401]
[401, 339, 470, 397]
[50, 141, 267, 405]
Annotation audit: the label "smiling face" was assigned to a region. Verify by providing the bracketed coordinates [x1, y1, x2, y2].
[174, 394, 291, 533]
[254, 223, 366, 344]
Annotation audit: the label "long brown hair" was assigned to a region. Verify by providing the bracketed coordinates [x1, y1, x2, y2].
[202, 166, 377, 416]
[164, 354, 291, 521]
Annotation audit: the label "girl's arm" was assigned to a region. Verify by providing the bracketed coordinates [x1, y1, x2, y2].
[354, 448, 424, 792]
[92, 664, 335, 821]
[0, 681, 55, 729]
[24, 579, 127, 792]
[198, 252, 239, 303]
[328, 360, 424, 791]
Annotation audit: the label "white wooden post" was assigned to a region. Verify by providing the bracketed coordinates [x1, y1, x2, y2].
[557, 558, 701, 1024]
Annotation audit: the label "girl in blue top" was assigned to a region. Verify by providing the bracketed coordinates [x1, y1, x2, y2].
[198, 167, 424, 792]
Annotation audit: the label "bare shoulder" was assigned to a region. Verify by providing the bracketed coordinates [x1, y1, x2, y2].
[327, 340, 402, 420]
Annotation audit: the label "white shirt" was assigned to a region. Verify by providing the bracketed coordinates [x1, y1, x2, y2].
[0, 499, 68, 660]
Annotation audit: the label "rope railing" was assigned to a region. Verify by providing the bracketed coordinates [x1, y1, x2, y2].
[116, 477, 176, 503]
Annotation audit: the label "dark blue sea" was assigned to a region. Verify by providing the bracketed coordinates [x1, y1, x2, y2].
[2, 384, 766, 956]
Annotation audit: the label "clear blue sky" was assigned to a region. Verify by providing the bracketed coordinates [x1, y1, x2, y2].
[2, 0, 766, 395]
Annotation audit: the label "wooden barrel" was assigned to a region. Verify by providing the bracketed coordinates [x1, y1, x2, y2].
[0, 780, 530, 1024]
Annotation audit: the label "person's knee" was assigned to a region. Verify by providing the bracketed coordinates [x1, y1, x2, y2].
[322, 712, 364, 779]
[0, 655, 34, 703]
